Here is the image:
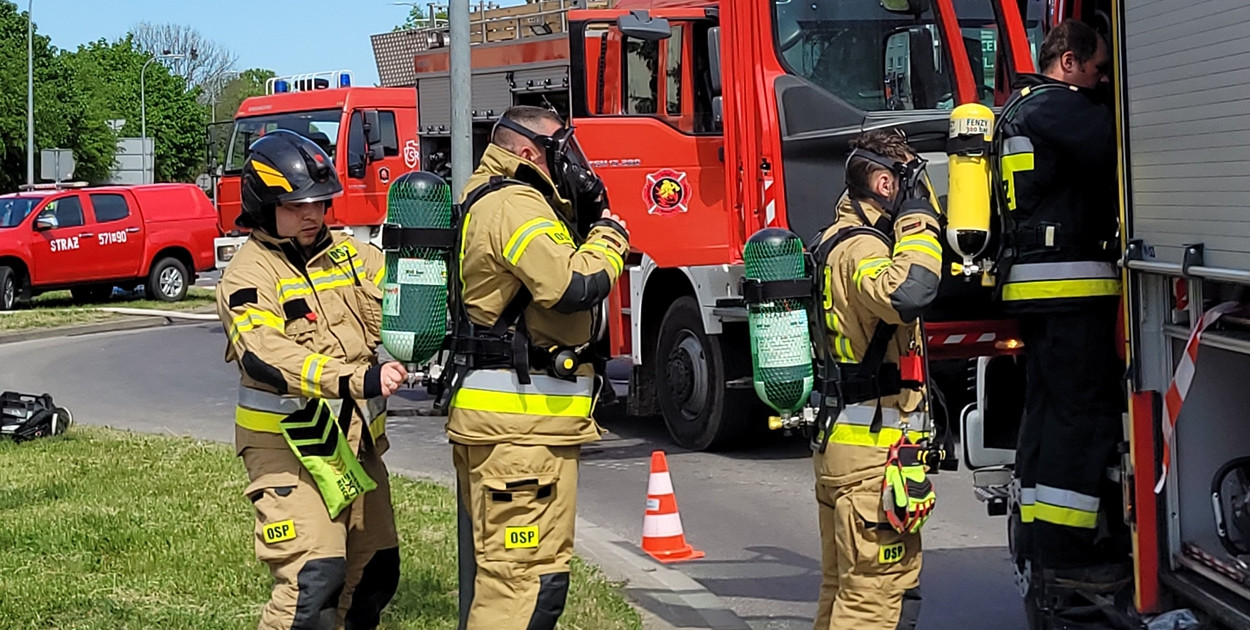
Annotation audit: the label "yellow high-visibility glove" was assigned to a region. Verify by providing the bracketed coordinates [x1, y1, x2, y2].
[882, 435, 936, 534]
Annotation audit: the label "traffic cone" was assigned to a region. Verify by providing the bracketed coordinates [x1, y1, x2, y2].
[641, 450, 704, 563]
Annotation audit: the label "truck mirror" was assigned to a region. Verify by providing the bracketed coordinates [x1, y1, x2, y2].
[883, 29, 914, 110]
[883, 26, 941, 110]
[712, 96, 723, 129]
[617, 10, 671, 42]
[33, 210, 58, 232]
[881, 0, 930, 15]
[708, 26, 722, 97]
[363, 110, 385, 162]
[348, 153, 368, 180]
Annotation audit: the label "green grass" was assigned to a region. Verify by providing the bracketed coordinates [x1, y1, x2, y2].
[0, 427, 641, 630]
[0, 288, 215, 332]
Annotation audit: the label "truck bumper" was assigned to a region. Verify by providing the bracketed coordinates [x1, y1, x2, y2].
[214, 236, 248, 271]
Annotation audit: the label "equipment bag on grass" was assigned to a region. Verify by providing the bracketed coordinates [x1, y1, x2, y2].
[0, 391, 72, 443]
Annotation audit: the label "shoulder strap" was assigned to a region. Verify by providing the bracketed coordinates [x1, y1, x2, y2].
[460, 176, 530, 216]
[811, 224, 892, 266]
[446, 176, 541, 384]
[997, 82, 1072, 131]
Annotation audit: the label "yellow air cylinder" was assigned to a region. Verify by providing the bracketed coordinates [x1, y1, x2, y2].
[945, 103, 995, 272]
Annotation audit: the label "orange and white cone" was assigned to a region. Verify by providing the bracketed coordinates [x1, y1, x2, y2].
[641, 450, 704, 563]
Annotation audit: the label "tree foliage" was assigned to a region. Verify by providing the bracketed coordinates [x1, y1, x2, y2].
[0, 2, 115, 189]
[395, 5, 448, 31]
[129, 22, 237, 91]
[205, 68, 275, 169]
[0, 3, 276, 190]
[62, 35, 207, 183]
[210, 68, 275, 123]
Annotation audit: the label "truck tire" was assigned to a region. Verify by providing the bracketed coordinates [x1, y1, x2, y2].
[0, 266, 15, 311]
[145, 257, 189, 302]
[654, 296, 756, 451]
[71, 285, 113, 303]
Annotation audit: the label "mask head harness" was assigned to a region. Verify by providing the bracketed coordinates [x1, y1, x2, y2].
[844, 148, 932, 230]
[493, 116, 607, 236]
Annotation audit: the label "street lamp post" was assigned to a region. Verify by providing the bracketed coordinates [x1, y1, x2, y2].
[209, 70, 241, 123]
[141, 52, 185, 185]
[26, 0, 34, 188]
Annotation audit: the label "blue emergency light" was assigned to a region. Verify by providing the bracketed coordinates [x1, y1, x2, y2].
[274, 79, 290, 93]
[339, 72, 352, 88]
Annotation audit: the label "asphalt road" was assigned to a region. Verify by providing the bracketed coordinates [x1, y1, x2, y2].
[0, 323, 1029, 630]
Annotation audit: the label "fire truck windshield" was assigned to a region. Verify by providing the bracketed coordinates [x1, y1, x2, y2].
[0, 198, 38, 228]
[224, 109, 343, 174]
[772, 0, 1042, 111]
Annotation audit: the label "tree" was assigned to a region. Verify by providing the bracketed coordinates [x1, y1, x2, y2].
[62, 36, 208, 183]
[204, 68, 275, 169]
[129, 22, 236, 91]
[209, 68, 275, 123]
[0, 1, 115, 189]
[395, 5, 448, 31]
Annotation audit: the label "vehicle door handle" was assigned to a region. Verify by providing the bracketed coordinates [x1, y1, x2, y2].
[126, 227, 140, 233]
[78, 232, 94, 238]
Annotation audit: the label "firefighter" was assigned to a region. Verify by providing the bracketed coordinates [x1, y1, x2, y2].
[994, 19, 1131, 629]
[217, 130, 406, 630]
[811, 129, 943, 630]
[446, 105, 629, 630]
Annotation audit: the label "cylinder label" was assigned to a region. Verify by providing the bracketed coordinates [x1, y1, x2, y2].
[397, 258, 447, 286]
[382, 284, 401, 316]
[951, 116, 992, 141]
[754, 309, 811, 369]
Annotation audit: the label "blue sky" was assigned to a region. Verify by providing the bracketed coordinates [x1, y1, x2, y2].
[35, 0, 518, 87]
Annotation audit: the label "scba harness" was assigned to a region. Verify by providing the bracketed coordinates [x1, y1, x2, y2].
[427, 177, 603, 414]
[806, 219, 912, 452]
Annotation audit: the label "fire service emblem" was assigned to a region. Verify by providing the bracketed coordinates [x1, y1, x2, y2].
[643, 169, 689, 215]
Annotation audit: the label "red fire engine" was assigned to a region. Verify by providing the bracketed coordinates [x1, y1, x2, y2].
[382, 0, 1032, 450]
[212, 70, 420, 268]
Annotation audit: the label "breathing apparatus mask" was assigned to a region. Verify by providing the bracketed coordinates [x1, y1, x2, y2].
[844, 148, 936, 231]
[495, 117, 608, 236]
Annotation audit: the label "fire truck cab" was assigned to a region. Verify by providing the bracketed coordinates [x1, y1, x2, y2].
[386, 0, 1050, 450]
[213, 71, 420, 269]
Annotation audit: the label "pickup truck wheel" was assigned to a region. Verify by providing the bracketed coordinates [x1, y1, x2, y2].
[0, 266, 15, 311]
[654, 296, 752, 451]
[145, 257, 189, 302]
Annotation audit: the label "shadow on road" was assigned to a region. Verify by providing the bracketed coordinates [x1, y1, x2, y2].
[591, 400, 815, 463]
[653, 544, 1027, 630]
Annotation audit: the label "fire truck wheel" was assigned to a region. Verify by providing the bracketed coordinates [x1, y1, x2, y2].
[145, 257, 189, 302]
[0, 266, 15, 311]
[654, 296, 754, 451]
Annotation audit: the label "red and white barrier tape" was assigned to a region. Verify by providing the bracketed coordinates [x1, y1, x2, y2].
[1156, 301, 1240, 494]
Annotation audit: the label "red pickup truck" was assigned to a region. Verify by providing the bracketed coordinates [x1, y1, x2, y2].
[0, 183, 219, 310]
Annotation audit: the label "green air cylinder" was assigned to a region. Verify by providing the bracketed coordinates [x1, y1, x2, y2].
[743, 228, 814, 417]
[381, 171, 452, 366]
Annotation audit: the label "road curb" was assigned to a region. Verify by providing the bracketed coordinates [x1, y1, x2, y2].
[386, 465, 748, 630]
[0, 314, 216, 345]
[575, 517, 752, 630]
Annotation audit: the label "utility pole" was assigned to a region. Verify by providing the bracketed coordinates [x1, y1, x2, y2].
[448, 2, 473, 626]
[26, 0, 35, 188]
[449, 0, 472, 196]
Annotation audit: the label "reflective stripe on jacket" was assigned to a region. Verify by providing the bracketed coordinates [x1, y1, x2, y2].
[235, 387, 388, 442]
[1001, 261, 1120, 303]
